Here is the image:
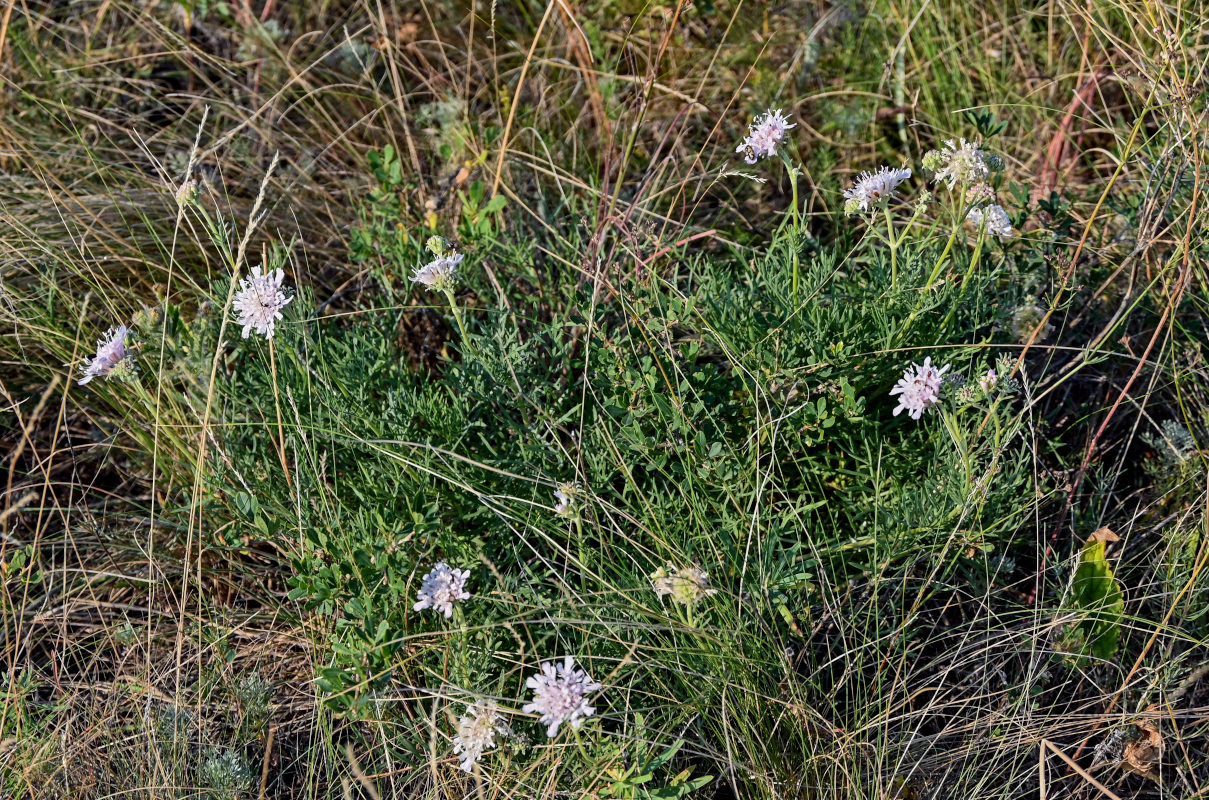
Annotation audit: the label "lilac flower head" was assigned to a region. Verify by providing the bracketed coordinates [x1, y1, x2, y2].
[843, 166, 912, 213]
[453, 701, 509, 772]
[735, 108, 796, 164]
[410, 252, 463, 293]
[233, 266, 293, 339]
[522, 656, 600, 738]
[78, 325, 133, 385]
[413, 561, 472, 619]
[889, 357, 950, 420]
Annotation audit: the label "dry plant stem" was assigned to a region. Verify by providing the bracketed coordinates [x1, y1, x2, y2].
[178, 152, 280, 705]
[269, 338, 292, 487]
[490, 0, 557, 200]
[1018, 112, 1146, 606]
[1068, 107, 1205, 764]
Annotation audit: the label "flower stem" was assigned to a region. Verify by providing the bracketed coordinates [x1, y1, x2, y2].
[883, 205, 898, 286]
[789, 163, 801, 308]
[268, 339, 292, 488]
[924, 222, 961, 290]
[443, 289, 470, 353]
[940, 226, 987, 331]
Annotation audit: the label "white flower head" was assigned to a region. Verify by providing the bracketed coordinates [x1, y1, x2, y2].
[735, 108, 795, 164]
[522, 656, 600, 738]
[78, 325, 134, 385]
[453, 701, 510, 772]
[552, 481, 580, 519]
[410, 252, 463, 293]
[233, 266, 293, 340]
[413, 561, 472, 619]
[966, 203, 1013, 239]
[929, 138, 990, 188]
[843, 166, 912, 213]
[651, 563, 717, 607]
[889, 357, 950, 420]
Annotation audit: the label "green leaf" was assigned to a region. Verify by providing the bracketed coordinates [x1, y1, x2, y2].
[1071, 528, 1124, 660]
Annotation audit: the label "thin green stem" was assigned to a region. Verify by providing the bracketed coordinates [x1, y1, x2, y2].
[444, 289, 470, 352]
[940, 226, 988, 331]
[784, 158, 802, 309]
[883, 205, 898, 285]
[924, 222, 962, 290]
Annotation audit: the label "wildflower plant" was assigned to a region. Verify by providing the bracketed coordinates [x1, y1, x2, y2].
[78, 324, 136, 385]
[523, 656, 600, 738]
[843, 165, 915, 283]
[413, 561, 472, 619]
[735, 107, 808, 304]
[453, 701, 510, 772]
[650, 563, 717, 608]
[233, 265, 293, 340]
[734, 108, 795, 164]
[412, 235, 471, 348]
[889, 357, 950, 420]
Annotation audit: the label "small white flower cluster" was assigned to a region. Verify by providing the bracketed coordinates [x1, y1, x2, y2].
[735, 108, 795, 164]
[843, 166, 913, 214]
[522, 655, 601, 738]
[412, 235, 464, 293]
[441, 655, 603, 773]
[411, 562, 602, 765]
[922, 137, 1013, 239]
[966, 203, 1014, 239]
[175, 178, 200, 208]
[650, 563, 717, 607]
[413, 561, 472, 619]
[889, 357, 950, 420]
[926, 138, 990, 188]
[233, 266, 294, 339]
[78, 325, 136, 386]
[453, 701, 510, 772]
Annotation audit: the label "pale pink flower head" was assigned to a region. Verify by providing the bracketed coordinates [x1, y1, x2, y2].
[522, 656, 600, 738]
[735, 108, 796, 164]
[889, 357, 950, 420]
[413, 561, 472, 619]
[78, 325, 133, 385]
[233, 266, 293, 339]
